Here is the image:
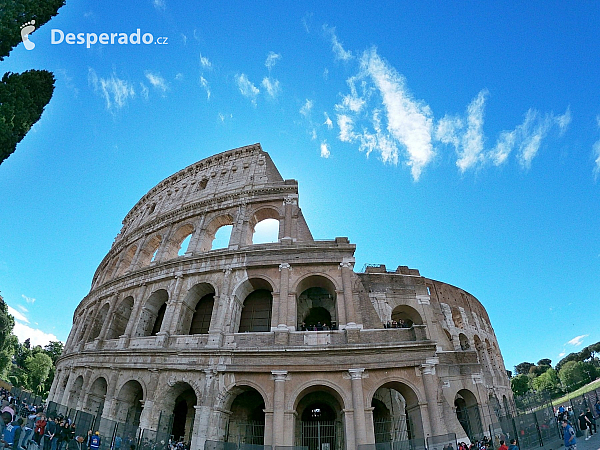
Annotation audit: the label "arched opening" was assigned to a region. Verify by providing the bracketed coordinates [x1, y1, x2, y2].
[178, 234, 192, 256]
[137, 235, 162, 267]
[87, 303, 110, 342]
[86, 377, 108, 421]
[163, 224, 195, 260]
[452, 308, 464, 329]
[225, 387, 266, 445]
[115, 380, 144, 426]
[239, 290, 272, 333]
[178, 283, 216, 335]
[134, 289, 169, 337]
[115, 245, 138, 277]
[502, 395, 511, 417]
[105, 296, 134, 340]
[212, 225, 233, 250]
[295, 387, 345, 450]
[296, 276, 337, 330]
[252, 218, 279, 244]
[67, 376, 84, 409]
[459, 333, 470, 350]
[199, 215, 234, 252]
[390, 305, 423, 328]
[455, 389, 483, 442]
[372, 382, 425, 445]
[156, 382, 197, 445]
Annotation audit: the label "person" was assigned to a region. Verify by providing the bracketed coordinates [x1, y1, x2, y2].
[43, 417, 56, 450]
[586, 408, 596, 435]
[507, 439, 518, 450]
[578, 410, 591, 440]
[2, 417, 23, 449]
[563, 418, 577, 450]
[88, 433, 99, 450]
[66, 436, 85, 450]
[497, 440, 508, 450]
[33, 415, 46, 445]
[595, 400, 600, 419]
[112, 435, 121, 450]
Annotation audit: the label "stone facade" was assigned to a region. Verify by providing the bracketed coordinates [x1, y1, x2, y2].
[50, 144, 513, 449]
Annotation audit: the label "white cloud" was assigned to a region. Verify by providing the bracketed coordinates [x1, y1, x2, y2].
[140, 82, 149, 100]
[324, 25, 353, 61]
[180, 33, 187, 46]
[324, 112, 333, 129]
[145, 71, 168, 93]
[152, 0, 165, 10]
[556, 106, 571, 136]
[88, 68, 135, 111]
[235, 73, 259, 105]
[200, 76, 211, 100]
[320, 141, 331, 158]
[17, 305, 28, 313]
[265, 52, 281, 71]
[13, 322, 58, 347]
[7, 305, 28, 323]
[300, 99, 313, 117]
[567, 335, 588, 346]
[336, 47, 434, 180]
[21, 294, 35, 304]
[302, 12, 313, 33]
[261, 77, 280, 98]
[200, 53, 212, 70]
[558, 351, 566, 358]
[175, 73, 184, 81]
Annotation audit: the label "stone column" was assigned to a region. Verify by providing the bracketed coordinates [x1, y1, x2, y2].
[129, 235, 148, 271]
[271, 371, 288, 447]
[277, 264, 290, 328]
[81, 301, 102, 344]
[120, 283, 150, 345]
[207, 268, 232, 346]
[162, 274, 185, 334]
[349, 368, 367, 446]
[185, 215, 206, 255]
[421, 360, 444, 437]
[48, 369, 62, 402]
[340, 258, 358, 326]
[96, 294, 119, 342]
[194, 369, 217, 449]
[282, 196, 297, 241]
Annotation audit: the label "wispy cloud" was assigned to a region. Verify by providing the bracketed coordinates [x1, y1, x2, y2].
[265, 52, 281, 71]
[324, 112, 333, 129]
[152, 0, 165, 10]
[235, 73, 259, 105]
[140, 82, 149, 100]
[145, 71, 168, 93]
[17, 305, 28, 313]
[300, 99, 313, 118]
[88, 68, 135, 111]
[200, 53, 212, 70]
[320, 141, 331, 158]
[593, 116, 600, 181]
[7, 305, 28, 323]
[200, 76, 211, 100]
[567, 335, 588, 346]
[175, 73, 184, 81]
[335, 47, 434, 180]
[302, 12, 313, 33]
[323, 25, 353, 61]
[21, 294, 35, 304]
[261, 77, 280, 98]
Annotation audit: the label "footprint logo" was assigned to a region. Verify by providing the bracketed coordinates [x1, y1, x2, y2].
[20, 20, 36, 50]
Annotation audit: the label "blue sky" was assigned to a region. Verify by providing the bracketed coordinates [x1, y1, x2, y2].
[0, 0, 599, 371]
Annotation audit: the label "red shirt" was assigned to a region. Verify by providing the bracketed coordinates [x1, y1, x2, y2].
[499, 445, 509, 450]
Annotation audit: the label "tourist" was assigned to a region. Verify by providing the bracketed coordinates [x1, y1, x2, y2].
[578, 410, 591, 440]
[33, 414, 46, 445]
[42, 417, 56, 450]
[562, 419, 577, 450]
[88, 432, 100, 450]
[586, 408, 596, 435]
[2, 417, 23, 449]
[66, 436, 85, 450]
[497, 439, 508, 450]
[508, 439, 518, 450]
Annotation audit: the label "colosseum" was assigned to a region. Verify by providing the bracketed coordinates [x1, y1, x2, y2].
[50, 144, 513, 450]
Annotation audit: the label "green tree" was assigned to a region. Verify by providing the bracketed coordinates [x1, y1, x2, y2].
[532, 368, 559, 392]
[515, 362, 535, 375]
[559, 361, 586, 391]
[511, 374, 531, 396]
[24, 352, 52, 394]
[537, 358, 552, 367]
[0, 0, 65, 164]
[0, 296, 16, 377]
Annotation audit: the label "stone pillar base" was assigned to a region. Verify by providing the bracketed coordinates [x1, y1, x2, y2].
[274, 328, 290, 345]
[206, 332, 223, 348]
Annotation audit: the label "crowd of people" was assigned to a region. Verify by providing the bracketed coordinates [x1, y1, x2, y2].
[556, 400, 600, 449]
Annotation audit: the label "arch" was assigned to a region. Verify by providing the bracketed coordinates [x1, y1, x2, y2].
[455, 389, 483, 441]
[87, 302, 110, 342]
[295, 385, 346, 450]
[230, 277, 275, 333]
[458, 333, 470, 350]
[199, 215, 234, 252]
[67, 375, 84, 409]
[103, 258, 119, 283]
[295, 275, 338, 330]
[134, 289, 169, 337]
[163, 223, 195, 260]
[115, 245, 138, 277]
[390, 304, 423, 328]
[224, 386, 267, 445]
[115, 380, 144, 426]
[105, 296, 134, 340]
[86, 376, 108, 418]
[137, 234, 162, 267]
[452, 308, 464, 329]
[246, 207, 281, 245]
[155, 382, 198, 443]
[178, 283, 216, 335]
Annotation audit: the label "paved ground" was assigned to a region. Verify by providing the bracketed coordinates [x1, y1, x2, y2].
[570, 430, 600, 450]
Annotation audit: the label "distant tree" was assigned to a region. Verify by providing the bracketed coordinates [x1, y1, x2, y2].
[559, 361, 586, 390]
[537, 358, 552, 367]
[43, 341, 64, 364]
[0, 296, 16, 376]
[506, 370, 513, 379]
[24, 352, 52, 394]
[532, 368, 559, 392]
[515, 362, 535, 376]
[0, 0, 65, 164]
[511, 374, 531, 396]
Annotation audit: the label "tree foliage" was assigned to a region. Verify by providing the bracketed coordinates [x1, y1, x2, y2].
[24, 352, 52, 394]
[0, 0, 66, 61]
[511, 374, 531, 396]
[515, 362, 535, 375]
[532, 368, 559, 392]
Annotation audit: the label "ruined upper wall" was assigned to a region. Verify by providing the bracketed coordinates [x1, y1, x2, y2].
[117, 143, 284, 239]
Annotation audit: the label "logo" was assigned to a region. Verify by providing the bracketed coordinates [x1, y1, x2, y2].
[51, 29, 168, 48]
[21, 20, 36, 50]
